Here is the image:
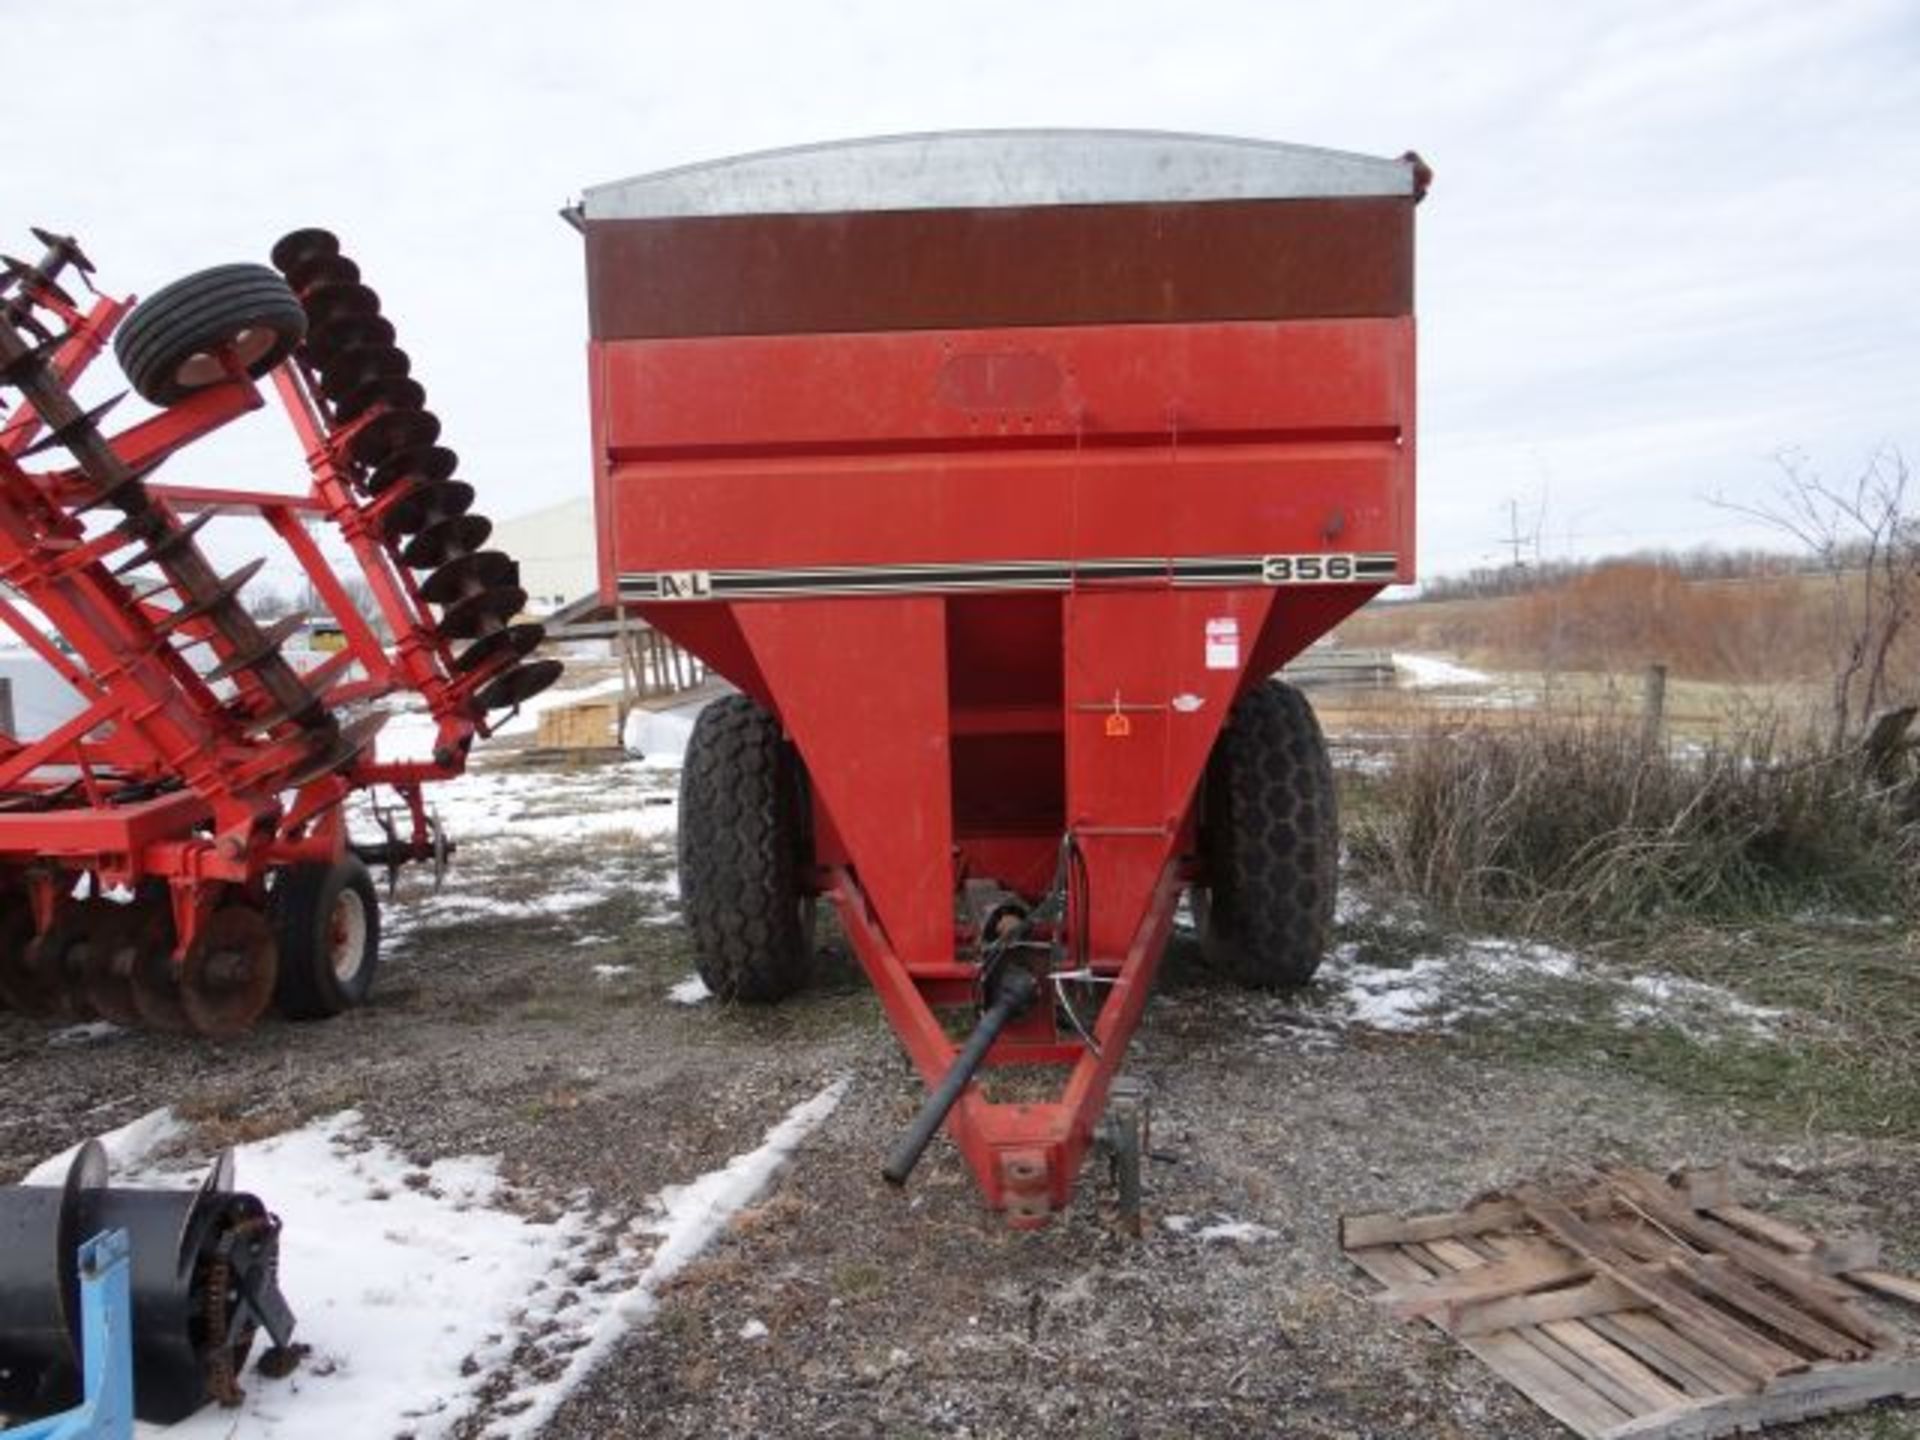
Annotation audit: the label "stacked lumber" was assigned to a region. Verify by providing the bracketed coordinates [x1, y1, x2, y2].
[534, 697, 623, 751]
[1344, 1168, 1920, 1438]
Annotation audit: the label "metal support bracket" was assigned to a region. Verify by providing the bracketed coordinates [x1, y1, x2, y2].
[1094, 1075, 1152, 1236]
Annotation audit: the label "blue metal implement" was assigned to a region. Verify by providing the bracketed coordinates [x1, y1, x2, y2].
[0, 1230, 134, 1440]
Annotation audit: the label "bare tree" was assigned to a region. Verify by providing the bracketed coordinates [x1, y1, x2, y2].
[246, 583, 298, 621]
[1717, 446, 1917, 743]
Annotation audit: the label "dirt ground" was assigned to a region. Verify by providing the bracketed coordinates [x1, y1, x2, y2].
[3, 737, 1917, 1440]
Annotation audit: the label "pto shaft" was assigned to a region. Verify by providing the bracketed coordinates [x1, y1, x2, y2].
[882, 966, 1038, 1187]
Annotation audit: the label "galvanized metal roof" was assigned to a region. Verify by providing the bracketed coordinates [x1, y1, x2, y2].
[580, 130, 1418, 221]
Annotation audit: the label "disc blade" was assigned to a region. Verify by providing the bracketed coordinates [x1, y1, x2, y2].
[128, 947, 191, 1034]
[453, 621, 545, 674]
[348, 409, 441, 468]
[180, 907, 277, 1038]
[402, 513, 491, 569]
[438, 585, 528, 639]
[285, 253, 361, 294]
[0, 915, 65, 1018]
[367, 444, 458, 495]
[474, 658, 564, 713]
[421, 549, 517, 605]
[301, 281, 381, 330]
[335, 376, 425, 423]
[306, 314, 395, 368]
[380, 478, 474, 539]
[270, 227, 340, 274]
[318, 344, 409, 402]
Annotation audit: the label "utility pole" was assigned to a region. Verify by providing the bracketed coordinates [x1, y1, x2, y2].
[1500, 499, 1529, 571]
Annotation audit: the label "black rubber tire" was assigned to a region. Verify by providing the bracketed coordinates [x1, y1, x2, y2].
[1196, 680, 1338, 989]
[114, 263, 306, 406]
[678, 693, 815, 1003]
[269, 856, 380, 1020]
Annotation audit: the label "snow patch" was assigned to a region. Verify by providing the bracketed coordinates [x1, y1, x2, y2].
[1163, 1214, 1275, 1243]
[27, 1082, 847, 1439]
[623, 706, 696, 766]
[1393, 652, 1491, 688]
[482, 1076, 849, 1438]
[23, 1106, 183, 1184]
[1196, 1220, 1278, 1243]
[1615, 973, 1784, 1039]
[1320, 909, 1782, 1046]
[668, 974, 712, 1005]
[1321, 937, 1581, 1035]
[46, 1020, 122, 1048]
[148, 1113, 584, 1440]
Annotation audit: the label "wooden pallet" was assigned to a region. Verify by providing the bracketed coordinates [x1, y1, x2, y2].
[1343, 1168, 1920, 1438]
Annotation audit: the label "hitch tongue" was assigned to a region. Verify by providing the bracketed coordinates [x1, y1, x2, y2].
[882, 966, 1038, 1187]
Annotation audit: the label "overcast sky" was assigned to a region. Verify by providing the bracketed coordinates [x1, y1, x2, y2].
[10, 0, 1917, 583]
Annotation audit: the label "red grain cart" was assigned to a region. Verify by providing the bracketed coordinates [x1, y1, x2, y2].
[578, 131, 1424, 1225]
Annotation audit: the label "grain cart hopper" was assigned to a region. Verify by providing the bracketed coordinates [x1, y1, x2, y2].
[578, 131, 1424, 1225]
[0, 227, 558, 1036]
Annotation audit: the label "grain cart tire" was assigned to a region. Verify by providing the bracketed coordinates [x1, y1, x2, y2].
[269, 857, 379, 1020]
[1196, 679, 1337, 989]
[678, 693, 815, 1003]
[114, 264, 306, 406]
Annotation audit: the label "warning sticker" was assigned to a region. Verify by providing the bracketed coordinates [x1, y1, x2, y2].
[1204, 617, 1240, 671]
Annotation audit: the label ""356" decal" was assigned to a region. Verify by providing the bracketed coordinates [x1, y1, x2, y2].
[1261, 553, 1392, 584]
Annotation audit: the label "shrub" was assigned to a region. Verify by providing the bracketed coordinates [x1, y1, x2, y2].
[1346, 718, 1918, 937]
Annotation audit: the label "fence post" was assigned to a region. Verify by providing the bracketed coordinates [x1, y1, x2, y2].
[1641, 663, 1668, 751]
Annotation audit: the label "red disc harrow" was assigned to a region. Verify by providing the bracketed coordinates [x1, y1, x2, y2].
[0, 226, 558, 1036]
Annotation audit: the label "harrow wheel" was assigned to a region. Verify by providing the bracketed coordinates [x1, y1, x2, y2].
[679, 694, 816, 1003]
[114, 264, 307, 406]
[180, 906, 279, 1038]
[269, 856, 379, 1021]
[1195, 679, 1338, 990]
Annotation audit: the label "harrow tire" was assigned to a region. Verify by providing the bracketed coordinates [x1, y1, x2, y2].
[270, 857, 380, 1021]
[678, 693, 815, 1004]
[115, 263, 306, 406]
[1196, 679, 1338, 990]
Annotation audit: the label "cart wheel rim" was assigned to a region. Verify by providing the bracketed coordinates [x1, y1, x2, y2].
[172, 326, 281, 390]
[329, 887, 369, 984]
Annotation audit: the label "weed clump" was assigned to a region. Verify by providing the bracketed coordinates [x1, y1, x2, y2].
[1347, 719, 1918, 937]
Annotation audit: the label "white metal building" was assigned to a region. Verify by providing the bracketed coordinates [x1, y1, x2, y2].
[490, 496, 597, 615]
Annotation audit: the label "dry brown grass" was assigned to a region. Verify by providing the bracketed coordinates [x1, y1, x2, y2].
[1341, 563, 1920, 689]
[1346, 716, 1919, 937]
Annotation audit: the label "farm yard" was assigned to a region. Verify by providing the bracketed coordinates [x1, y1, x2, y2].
[4, 4, 1916, 1433]
[3, 659, 1914, 1439]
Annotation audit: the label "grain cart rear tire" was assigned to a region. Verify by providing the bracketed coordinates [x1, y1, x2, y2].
[679, 693, 815, 1003]
[269, 857, 379, 1020]
[114, 264, 307, 406]
[1196, 679, 1337, 989]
